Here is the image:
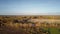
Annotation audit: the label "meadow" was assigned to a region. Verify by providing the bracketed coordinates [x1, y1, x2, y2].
[0, 15, 60, 34]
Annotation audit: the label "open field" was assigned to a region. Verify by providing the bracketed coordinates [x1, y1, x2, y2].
[0, 15, 60, 34]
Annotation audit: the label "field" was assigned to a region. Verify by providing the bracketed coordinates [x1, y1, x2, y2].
[0, 15, 60, 34]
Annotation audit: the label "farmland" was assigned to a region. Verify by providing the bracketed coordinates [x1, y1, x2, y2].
[0, 15, 60, 34]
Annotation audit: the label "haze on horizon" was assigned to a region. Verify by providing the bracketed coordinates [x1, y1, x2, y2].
[0, 0, 60, 15]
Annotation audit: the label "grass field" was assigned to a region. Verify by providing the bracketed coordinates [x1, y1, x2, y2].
[0, 15, 60, 34]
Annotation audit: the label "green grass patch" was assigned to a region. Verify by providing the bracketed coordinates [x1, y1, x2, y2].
[43, 27, 60, 34]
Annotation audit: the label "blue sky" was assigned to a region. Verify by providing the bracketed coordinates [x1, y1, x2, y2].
[0, 0, 60, 15]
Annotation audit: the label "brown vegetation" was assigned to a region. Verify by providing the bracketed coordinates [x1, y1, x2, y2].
[0, 15, 60, 34]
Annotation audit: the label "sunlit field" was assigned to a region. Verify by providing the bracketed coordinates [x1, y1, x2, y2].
[0, 15, 60, 34]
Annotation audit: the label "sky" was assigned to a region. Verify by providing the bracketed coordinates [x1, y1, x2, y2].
[0, 0, 60, 15]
